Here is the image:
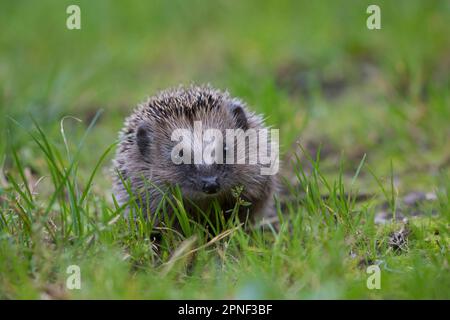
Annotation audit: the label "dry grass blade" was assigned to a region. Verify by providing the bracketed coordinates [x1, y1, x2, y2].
[160, 224, 243, 275]
[160, 236, 198, 276]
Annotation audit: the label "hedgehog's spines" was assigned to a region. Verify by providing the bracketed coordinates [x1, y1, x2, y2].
[112, 84, 278, 225]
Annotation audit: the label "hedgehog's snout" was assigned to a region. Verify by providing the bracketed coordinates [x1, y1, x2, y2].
[200, 176, 220, 194]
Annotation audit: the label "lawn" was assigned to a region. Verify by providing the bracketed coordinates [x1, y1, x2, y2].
[0, 0, 449, 299]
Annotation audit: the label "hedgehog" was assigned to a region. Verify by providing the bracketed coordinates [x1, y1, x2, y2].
[112, 85, 279, 230]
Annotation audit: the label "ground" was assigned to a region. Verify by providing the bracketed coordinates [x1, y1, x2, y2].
[0, 1, 449, 299]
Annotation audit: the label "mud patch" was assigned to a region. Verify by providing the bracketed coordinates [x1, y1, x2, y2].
[374, 191, 438, 224]
[275, 61, 351, 99]
[275, 52, 380, 100]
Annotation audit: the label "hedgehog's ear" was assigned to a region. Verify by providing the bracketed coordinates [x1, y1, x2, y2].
[229, 102, 248, 130]
[136, 123, 152, 157]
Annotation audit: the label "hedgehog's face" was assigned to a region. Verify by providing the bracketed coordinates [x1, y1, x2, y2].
[163, 133, 236, 199]
[135, 102, 262, 200]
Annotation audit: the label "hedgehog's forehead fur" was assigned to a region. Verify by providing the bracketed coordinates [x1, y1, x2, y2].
[122, 85, 261, 134]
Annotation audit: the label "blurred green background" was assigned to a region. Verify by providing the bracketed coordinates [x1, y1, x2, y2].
[0, 0, 449, 299]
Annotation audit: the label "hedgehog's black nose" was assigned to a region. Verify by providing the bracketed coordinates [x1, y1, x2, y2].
[201, 176, 220, 194]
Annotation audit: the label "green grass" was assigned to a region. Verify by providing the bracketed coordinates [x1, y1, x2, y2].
[0, 0, 449, 299]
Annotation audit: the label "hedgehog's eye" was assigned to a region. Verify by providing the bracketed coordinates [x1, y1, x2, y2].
[178, 149, 184, 159]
